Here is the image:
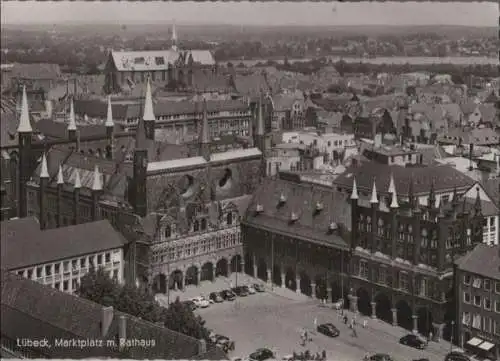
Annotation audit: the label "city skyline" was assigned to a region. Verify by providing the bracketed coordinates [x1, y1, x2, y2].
[1, 1, 496, 27]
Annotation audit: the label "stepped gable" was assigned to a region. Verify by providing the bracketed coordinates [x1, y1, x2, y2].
[334, 163, 475, 196]
[244, 176, 349, 249]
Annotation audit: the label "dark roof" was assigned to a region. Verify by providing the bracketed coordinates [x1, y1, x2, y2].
[10, 63, 61, 80]
[1, 271, 227, 360]
[455, 243, 500, 280]
[1, 218, 126, 270]
[333, 162, 476, 196]
[243, 176, 350, 249]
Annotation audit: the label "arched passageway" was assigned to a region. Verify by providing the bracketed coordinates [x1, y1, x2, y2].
[152, 274, 167, 294]
[374, 292, 392, 323]
[417, 307, 433, 336]
[272, 265, 282, 286]
[169, 270, 183, 290]
[356, 288, 372, 316]
[330, 281, 342, 303]
[257, 258, 268, 281]
[216, 258, 229, 277]
[315, 276, 327, 300]
[244, 252, 254, 276]
[201, 262, 214, 282]
[299, 271, 312, 296]
[396, 299, 413, 331]
[185, 266, 199, 286]
[285, 268, 296, 291]
[230, 255, 242, 273]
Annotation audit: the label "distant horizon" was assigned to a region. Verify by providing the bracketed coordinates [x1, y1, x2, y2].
[1, 2, 496, 27]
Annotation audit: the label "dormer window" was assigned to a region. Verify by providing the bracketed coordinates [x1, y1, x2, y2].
[328, 222, 338, 234]
[165, 225, 171, 238]
[279, 193, 287, 204]
[226, 213, 233, 225]
[256, 204, 264, 213]
[290, 212, 299, 222]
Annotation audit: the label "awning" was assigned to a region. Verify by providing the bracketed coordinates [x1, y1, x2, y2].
[478, 341, 495, 351]
[467, 337, 484, 347]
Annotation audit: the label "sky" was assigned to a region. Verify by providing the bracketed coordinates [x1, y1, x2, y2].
[1, 1, 497, 27]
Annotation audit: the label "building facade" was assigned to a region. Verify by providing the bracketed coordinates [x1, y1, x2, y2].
[454, 244, 500, 360]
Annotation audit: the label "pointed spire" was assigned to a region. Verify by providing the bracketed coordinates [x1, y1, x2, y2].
[18, 85, 32, 133]
[40, 153, 49, 179]
[201, 99, 209, 144]
[68, 99, 77, 131]
[388, 173, 396, 195]
[390, 183, 399, 209]
[370, 178, 378, 204]
[256, 93, 265, 136]
[57, 164, 64, 184]
[105, 95, 114, 127]
[73, 169, 81, 189]
[92, 165, 103, 191]
[350, 177, 359, 200]
[143, 78, 155, 122]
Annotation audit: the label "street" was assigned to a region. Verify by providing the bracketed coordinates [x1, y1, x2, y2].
[185, 274, 454, 361]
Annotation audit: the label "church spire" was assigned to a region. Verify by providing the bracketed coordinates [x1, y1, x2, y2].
[57, 164, 64, 184]
[68, 99, 77, 131]
[74, 169, 81, 189]
[257, 92, 265, 136]
[92, 165, 103, 191]
[18, 85, 32, 133]
[370, 178, 378, 204]
[388, 173, 396, 195]
[350, 177, 359, 200]
[390, 182, 399, 209]
[142, 78, 156, 140]
[40, 153, 49, 179]
[171, 22, 178, 51]
[105, 95, 114, 128]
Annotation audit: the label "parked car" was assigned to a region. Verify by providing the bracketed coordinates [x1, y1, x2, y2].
[221, 289, 236, 301]
[253, 283, 266, 292]
[365, 354, 394, 361]
[182, 300, 197, 311]
[444, 352, 472, 361]
[232, 286, 249, 297]
[242, 285, 255, 295]
[191, 296, 210, 308]
[209, 292, 224, 303]
[399, 334, 426, 349]
[317, 323, 340, 337]
[249, 348, 275, 361]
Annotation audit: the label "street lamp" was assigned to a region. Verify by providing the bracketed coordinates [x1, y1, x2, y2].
[450, 320, 455, 352]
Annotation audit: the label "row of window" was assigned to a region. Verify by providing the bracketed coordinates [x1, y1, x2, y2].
[462, 313, 500, 335]
[164, 212, 237, 239]
[463, 292, 500, 312]
[16, 251, 119, 279]
[46, 268, 119, 293]
[464, 275, 500, 293]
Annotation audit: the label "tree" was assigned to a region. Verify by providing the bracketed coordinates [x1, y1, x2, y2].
[164, 297, 210, 341]
[77, 268, 120, 307]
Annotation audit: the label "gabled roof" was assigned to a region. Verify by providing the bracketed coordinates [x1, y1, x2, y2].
[1, 218, 126, 269]
[111, 50, 214, 72]
[333, 163, 475, 196]
[243, 176, 350, 249]
[233, 74, 270, 97]
[454, 243, 500, 280]
[1, 271, 227, 360]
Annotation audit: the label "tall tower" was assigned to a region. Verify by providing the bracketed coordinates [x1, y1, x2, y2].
[171, 23, 178, 52]
[132, 110, 149, 217]
[143, 78, 156, 141]
[67, 99, 77, 142]
[39, 153, 49, 230]
[17, 86, 33, 218]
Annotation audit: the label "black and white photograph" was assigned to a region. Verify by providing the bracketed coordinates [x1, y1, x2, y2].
[0, 1, 499, 360]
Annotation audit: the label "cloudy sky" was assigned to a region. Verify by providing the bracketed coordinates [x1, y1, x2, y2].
[1, 1, 496, 27]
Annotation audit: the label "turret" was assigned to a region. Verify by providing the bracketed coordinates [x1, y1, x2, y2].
[350, 176, 359, 250]
[132, 115, 148, 217]
[67, 99, 77, 141]
[39, 153, 49, 230]
[199, 99, 211, 160]
[370, 178, 378, 254]
[56, 164, 64, 228]
[370, 178, 378, 205]
[171, 23, 178, 52]
[73, 169, 81, 225]
[91, 165, 103, 221]
[105, 95, 114, 138]
[143, 78, 156, 141]
[17, 85, 33, 218]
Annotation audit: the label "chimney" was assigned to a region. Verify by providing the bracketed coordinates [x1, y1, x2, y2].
[118, 315, 126, 343]
[197, 339, 207, 355]
[100, 306, 114, 337]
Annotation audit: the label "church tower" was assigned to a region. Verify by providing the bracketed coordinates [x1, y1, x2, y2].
[171, 23, 178, 52]
[17, 86, 33, 218]
[143, 78, 156, 141]
[132, 101, 149, 217]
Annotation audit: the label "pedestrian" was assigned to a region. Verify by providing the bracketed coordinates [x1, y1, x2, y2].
[314, 317, 318, 328]
[429, 331, 433, 343]
[343, 315, 348, 324]
[363, 319, 367, 328]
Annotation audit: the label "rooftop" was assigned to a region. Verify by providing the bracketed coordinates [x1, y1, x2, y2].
[455, 243, 500, 280]
[1, 218, 126, 270]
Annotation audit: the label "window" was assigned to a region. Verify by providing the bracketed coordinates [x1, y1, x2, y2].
[495, 320, 500, 335]
[472, 314, 481, 329]
[17, 270, 23, 277]
[45, 265, 52, 276]
[194, 220, 199, 232]
[420, 278, 429, 297]
[63, 281, 69, 291]
[484, 298, 491, 310]
[105, 253, 111, 263]
[496, 281, 500, 294]
[71, 279, 78, 291]
[484, 279, 491, 291]
[113, 270, 118, 280]
[227, 212, 233, 225]
[495, 300, 500, 313]
[474, 295, 481, 307]
[472, 277, 482, 288]
[27, 269, 33, 279]
[399, 272, 410, 292]
[80, 258, 86, 268]
[378, 266, 387, 284]
[54, 263, 60, 274]
[54, 282, 60, 290]
[165, 225, 171, 238]
[63, 261, 69, 272]
[201, 219, 207, 231]
[97, 254, 103, 265]
[359, 260, 369, 279]
[464, 274, 471, 285]
[483, 317, 491, 333]
[36, 267, 42, 278]
[463, 292, 471, 303]
[462, 312, 470, 326]
[72, 260, 78, 270]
